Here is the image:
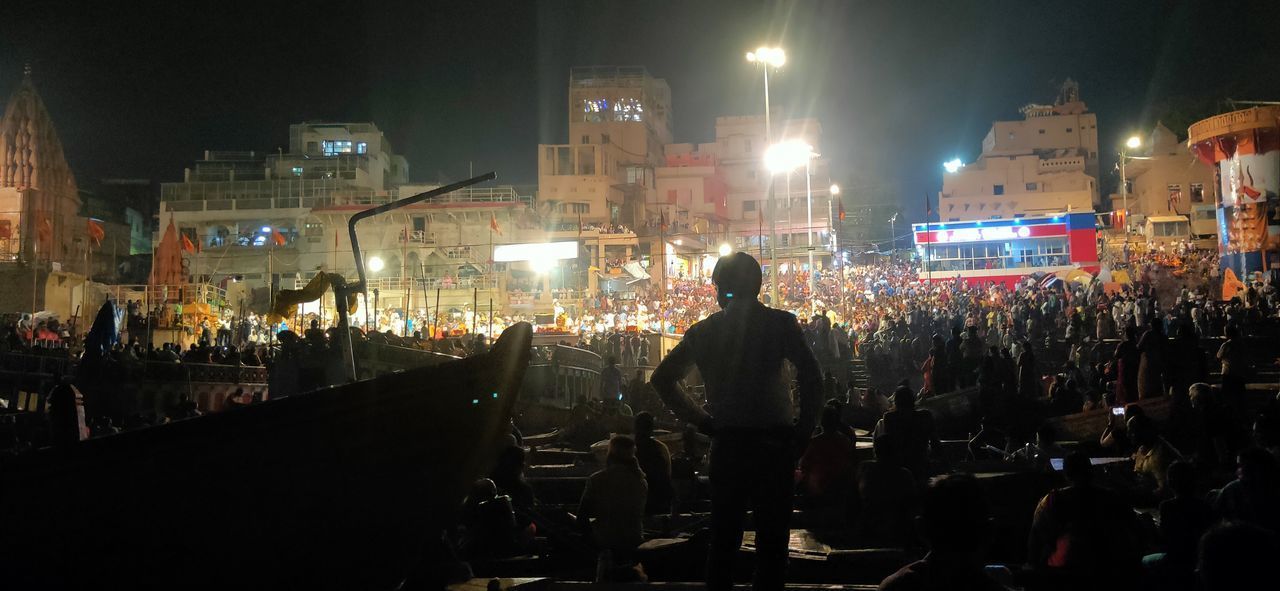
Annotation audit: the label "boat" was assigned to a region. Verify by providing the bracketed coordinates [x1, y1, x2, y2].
[0, 320, 532, 590]
[1, 173, 533, 590]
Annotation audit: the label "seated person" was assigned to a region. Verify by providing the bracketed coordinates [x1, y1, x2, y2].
[879, 474, 1012, 591]
[459, 478, 523, 559]
[1129, 416, 1174, 495]
[670, 423, 704, 508]
[873, 385, 943, 481]
[1143, 461, 1213, 587]
[632, 412, 674, 515]
[799, 406, 858, 507]
[578, 436, 649, 582]
[854, 436, 919, 548]
[1027, 452, 1142, 583]
[1211, 447, 1280, 533]
[1197, 521, 1280, 591]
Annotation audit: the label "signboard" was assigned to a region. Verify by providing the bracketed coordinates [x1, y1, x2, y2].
[493, 241, 578, 262]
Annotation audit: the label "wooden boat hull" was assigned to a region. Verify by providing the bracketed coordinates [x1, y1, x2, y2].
[0, 323, 533, 590]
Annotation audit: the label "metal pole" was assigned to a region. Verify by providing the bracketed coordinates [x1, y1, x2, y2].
[472, 287, 478, 335]
[1120, 148, 1129, 257]
[805, 159, 815, 306]
[434, 287, 441, 340]
[764, 67, 779, 307]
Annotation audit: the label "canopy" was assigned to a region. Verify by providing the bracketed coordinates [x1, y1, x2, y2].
[1054, 268, 1094, 284]
[267, 271, 358, 322]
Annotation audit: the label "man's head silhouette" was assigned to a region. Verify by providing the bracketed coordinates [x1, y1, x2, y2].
[712, 252, 762, 309]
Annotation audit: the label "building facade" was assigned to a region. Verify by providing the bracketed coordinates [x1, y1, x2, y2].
[941, 80, 1099, 221]
[160, 121, 539, 324]
[1110, 122, 1216, 233]
[658, 114, 834, 275]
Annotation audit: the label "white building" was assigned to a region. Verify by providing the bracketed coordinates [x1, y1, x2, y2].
[160, 122, 539, 323]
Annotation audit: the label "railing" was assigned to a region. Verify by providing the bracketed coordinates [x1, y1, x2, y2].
[1188, 105, 1280, 143]
[0, 352, 76, 377]
[400, 230, 436, 244]
[365, 276, 499, 291]
[161, 182, 531, 212]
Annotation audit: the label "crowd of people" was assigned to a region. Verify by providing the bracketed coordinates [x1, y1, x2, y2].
[446, 247, 1280, 591]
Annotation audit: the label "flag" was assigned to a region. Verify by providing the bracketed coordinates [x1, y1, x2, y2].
[181, 233, 197, 254]
[489, 212, 502, 236]
[271, 228, 287, 246]
[86, 219, 105, 246]
[838, 203, 846, 222]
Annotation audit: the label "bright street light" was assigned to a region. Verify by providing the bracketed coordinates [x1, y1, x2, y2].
[943, 158, 964, 174]
[829, 184, 841, 196]
[764, 139, 814, 174]
[747, 45, 786, 306]
[367, 256, 385, 273]
[718, 243, 732, 257]
[746, 47, 786, 68]
[1119, 135, 1143, 241]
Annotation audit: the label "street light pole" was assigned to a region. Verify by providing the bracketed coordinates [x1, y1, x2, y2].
[1120, 135, 1141, 260]
[889, 213, 898, 255]
[805, 158, 814, 303]
[748, 46, 785, 305]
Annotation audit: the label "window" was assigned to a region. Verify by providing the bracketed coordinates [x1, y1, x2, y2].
[291, 166, 303, 177]
[582, 98, 608, 123]
[1124, 180, 1134, 194]
[613, 98, 643, 122]
[321, 140, 353, 155]
[1190, 183, 1205, 203]
[601, 134, 610, 144]
[1038, 129, 1045, 134]
[581, 135, 590, 144]
[744, 201, 757, 212]
[1066, 128, 1073, 133]
[744, 139, 753, 154]
[555, 147, 573, 175]
[993, 184, 1005, 195]
[1025, 182, 1038, 190]
[356, 142, 368, 154]
[577, 146, 595, 174]
[570, 203, 590, 214]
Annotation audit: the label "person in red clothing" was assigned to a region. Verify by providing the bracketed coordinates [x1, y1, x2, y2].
[798, 406, 857, 507]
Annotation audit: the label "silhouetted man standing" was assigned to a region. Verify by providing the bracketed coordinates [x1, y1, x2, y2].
[651, 252, 822, 591]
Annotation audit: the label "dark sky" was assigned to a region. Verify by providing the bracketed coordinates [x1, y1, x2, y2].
[2, 0, 1278, 218]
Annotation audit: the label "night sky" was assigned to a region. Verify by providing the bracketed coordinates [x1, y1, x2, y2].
[2, 0, 1278, 219]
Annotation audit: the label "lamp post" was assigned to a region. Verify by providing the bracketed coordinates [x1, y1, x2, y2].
[830, 183, 845, 316]
[747, 46, 785, 304]
[765, 139, 813, 309]
[889, 213, 899, 255]
[1120, 136, 1141, 239]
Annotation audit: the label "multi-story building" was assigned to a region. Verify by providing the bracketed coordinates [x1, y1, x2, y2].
[536, 67, 668, 290]
[940, 80, 1099, 221]
[659, 114, 834, 273]
[160, 121, 537, 324]
[1110, 122, 1216, 236]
